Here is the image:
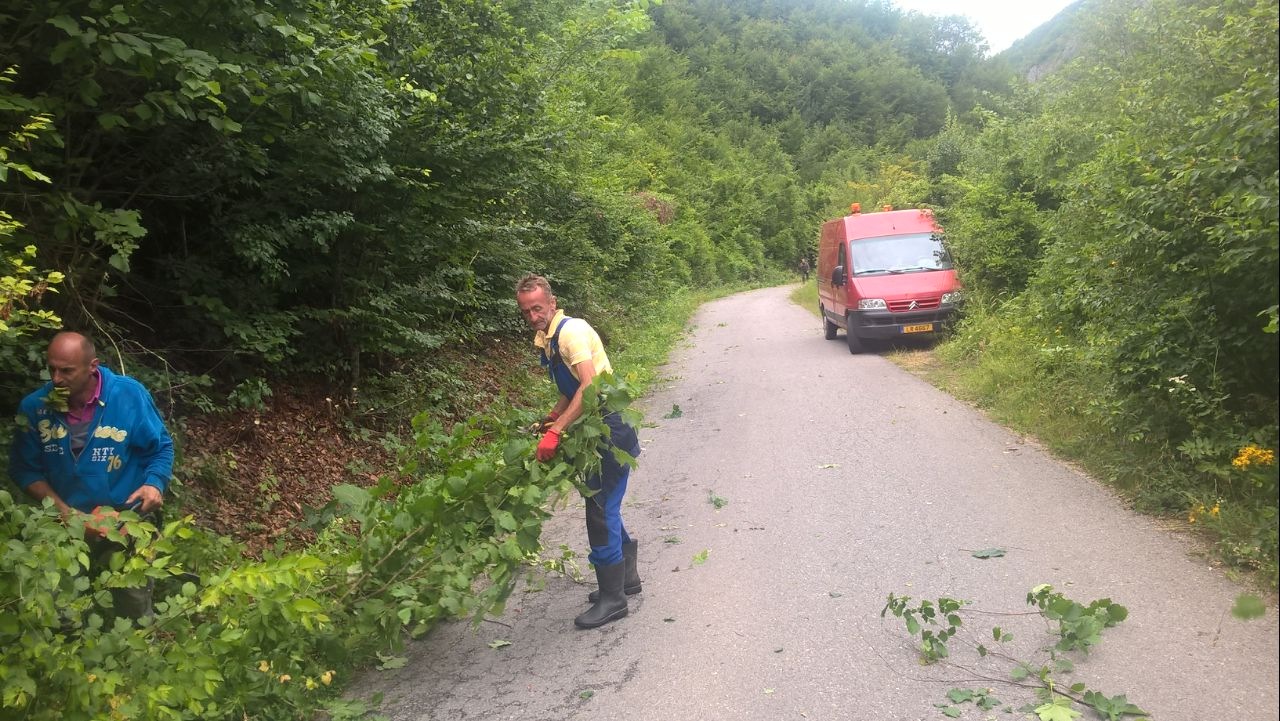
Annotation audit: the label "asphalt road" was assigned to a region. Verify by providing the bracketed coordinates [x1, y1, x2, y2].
[350, 285, 1279, 721]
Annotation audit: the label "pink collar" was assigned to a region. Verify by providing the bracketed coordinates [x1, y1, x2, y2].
[67, 370, 102, 425]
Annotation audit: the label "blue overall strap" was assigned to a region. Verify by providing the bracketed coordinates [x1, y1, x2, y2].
[540, 316, 581, 399]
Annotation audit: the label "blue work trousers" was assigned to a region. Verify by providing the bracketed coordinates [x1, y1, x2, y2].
[584, 414, 638, 566]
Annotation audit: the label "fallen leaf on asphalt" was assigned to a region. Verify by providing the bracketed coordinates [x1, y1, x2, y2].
[971, 547, 1007, 559]
[376, 653, 407, 670]
[488, 640, 511, 649]
[817, 463, 840, 469]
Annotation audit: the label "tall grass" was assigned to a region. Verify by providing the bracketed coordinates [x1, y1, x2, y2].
[790, 279, 818, 317]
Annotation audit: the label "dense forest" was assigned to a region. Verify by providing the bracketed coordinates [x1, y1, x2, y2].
[1, 0, 1014, 402]
[1, 0, 1276, 718]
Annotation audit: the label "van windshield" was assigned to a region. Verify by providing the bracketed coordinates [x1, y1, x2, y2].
[849, 232, 953, 276]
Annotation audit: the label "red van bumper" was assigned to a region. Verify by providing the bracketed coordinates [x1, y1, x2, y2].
[851, 306, 958, 338]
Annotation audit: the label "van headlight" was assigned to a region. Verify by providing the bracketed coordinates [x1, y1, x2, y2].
[857, 299, 887, 310]
[941, 291, 962, 305]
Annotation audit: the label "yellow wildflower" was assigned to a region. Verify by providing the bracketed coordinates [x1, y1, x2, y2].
[1210, 503, 1220, 518]
[258, 660, 270, 673]
[1233, 445, 1276, 469]
[306, 677, 318, 690]
[87, 673, 97, 683]
[278, 674, 291, 683]
[321, 670, 335, 685]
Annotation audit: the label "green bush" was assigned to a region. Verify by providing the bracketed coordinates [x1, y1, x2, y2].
[929, 0, 1278, 584]
[0, 375, 639, 720]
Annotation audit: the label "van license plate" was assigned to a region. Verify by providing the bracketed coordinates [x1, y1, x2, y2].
[902, 323, 934, 334]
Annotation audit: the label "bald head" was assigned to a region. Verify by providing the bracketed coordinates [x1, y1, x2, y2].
[49, 332, 96, 361]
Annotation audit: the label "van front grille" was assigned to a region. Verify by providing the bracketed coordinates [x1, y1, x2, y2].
[888, 297, 940, 312]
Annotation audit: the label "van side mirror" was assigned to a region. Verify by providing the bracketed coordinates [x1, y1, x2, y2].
[831, 265, 845, 286]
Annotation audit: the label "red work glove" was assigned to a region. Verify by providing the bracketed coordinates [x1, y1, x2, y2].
[536, 428, 561, 462]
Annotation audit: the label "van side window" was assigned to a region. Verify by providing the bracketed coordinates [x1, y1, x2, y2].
[837, 241, 846, 270]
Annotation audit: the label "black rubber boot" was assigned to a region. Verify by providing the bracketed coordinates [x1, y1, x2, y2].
[575, 562, 629, 629]
[588, 540, 641, 602]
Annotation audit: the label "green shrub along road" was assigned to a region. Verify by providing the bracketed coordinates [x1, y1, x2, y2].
[0, 284, 738, 721]
[928, 0, 1277, 588]
[0, 378, 639, 720]
[2, 0, 1275, 717]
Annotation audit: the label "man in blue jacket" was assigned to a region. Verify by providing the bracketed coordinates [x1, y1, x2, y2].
[9, 331, 174, 619]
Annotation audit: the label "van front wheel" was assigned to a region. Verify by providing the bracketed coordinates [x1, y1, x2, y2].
[822, 306, 838, 340]
[845, 314, 864, 354]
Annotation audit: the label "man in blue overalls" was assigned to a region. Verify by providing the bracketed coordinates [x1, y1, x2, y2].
[515, 274, 642, 629]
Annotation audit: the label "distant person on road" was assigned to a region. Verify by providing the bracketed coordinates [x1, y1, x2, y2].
[799, 257, 810, 283]
[515, 274, 642, 629]
[9, 331, 174, 620]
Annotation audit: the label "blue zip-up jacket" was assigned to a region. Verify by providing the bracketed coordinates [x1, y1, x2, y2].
[9, 365, 174, 512]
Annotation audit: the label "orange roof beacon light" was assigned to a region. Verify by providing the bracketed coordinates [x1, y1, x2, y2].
[850, 202, 861, 214]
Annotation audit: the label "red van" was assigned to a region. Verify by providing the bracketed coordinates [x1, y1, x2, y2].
[817, 205, 961, 353]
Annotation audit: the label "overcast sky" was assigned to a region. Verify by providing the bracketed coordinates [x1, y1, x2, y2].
[891, 0, 1077, 53]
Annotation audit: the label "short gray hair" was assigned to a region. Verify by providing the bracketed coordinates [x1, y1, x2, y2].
[514, 273, 554, 298]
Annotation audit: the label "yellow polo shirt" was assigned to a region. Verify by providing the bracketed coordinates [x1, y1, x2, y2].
[533, 309, 613, 381]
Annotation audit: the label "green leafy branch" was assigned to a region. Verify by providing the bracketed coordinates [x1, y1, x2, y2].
[1026, 584, 1128, 654]
[882, 586, 1149, 720]
[882, 593, 967, 662]
[0, 375, 638, 719]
